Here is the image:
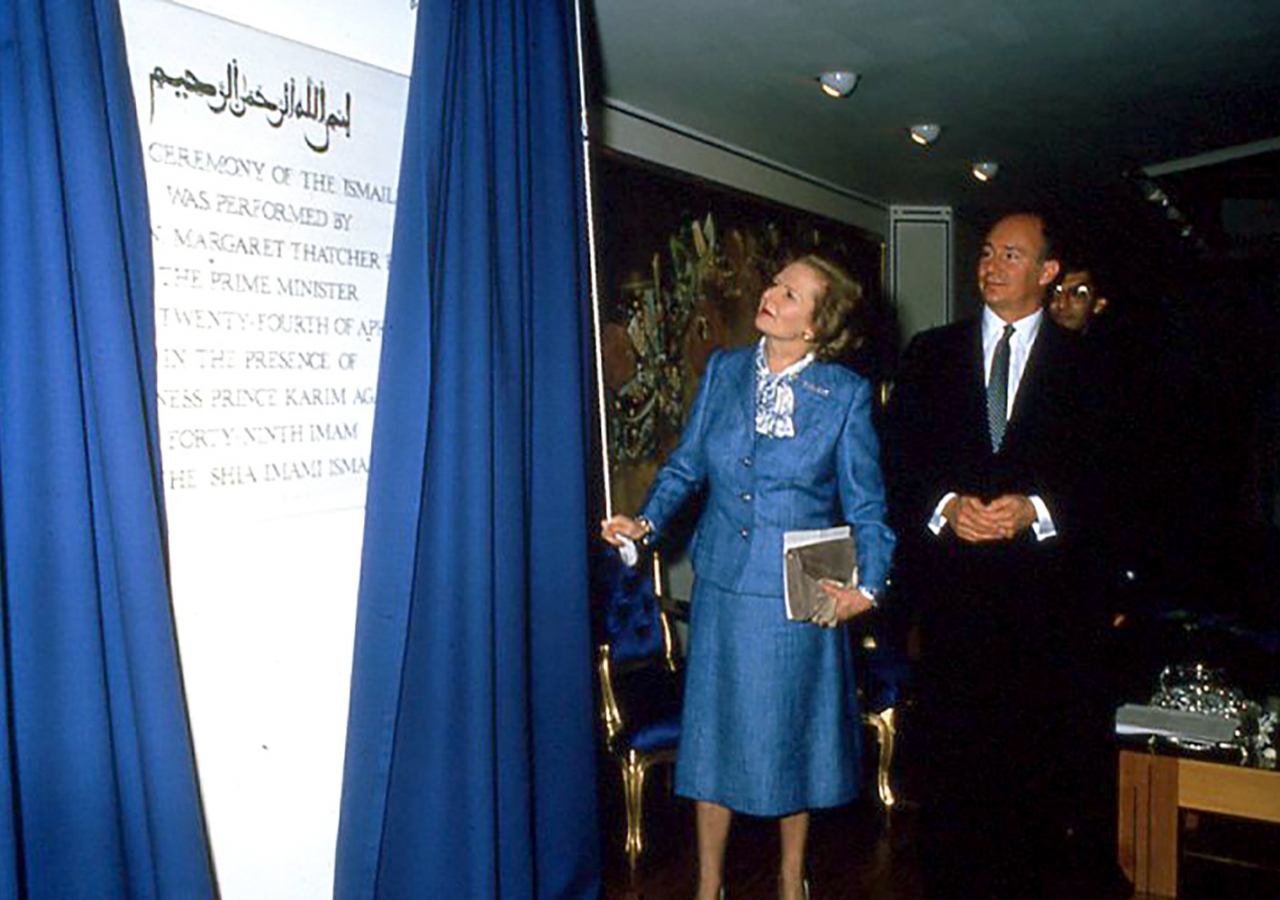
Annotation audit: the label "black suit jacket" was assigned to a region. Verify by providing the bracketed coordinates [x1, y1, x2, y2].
[886, 312, 1123, 900]
[883, 315, 1101, 663]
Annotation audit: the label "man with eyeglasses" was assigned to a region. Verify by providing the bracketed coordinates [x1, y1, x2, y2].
[1048, 268, 1109, 334]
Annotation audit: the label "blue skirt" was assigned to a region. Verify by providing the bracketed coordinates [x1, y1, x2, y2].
[674, 579, 862, 816]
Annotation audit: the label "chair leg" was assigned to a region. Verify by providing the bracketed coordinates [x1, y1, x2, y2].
[865, 707, 897, 808]
[621, 750, 649, 879]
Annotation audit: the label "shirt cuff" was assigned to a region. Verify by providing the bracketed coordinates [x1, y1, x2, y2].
[928, 492, 958, 535]
[1028, 495, 1056, 541]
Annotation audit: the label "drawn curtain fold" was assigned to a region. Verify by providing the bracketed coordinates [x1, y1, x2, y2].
[0, 1, 215, 898]
[333, 0, 600, 898]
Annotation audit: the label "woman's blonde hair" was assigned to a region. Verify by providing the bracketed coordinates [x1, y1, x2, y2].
[794, 254, 864, 361]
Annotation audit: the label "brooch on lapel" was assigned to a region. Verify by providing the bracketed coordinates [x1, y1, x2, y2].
[797, 380, 830, 398]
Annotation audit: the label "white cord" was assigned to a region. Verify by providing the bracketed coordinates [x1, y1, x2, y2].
[572, 0, 614, 521]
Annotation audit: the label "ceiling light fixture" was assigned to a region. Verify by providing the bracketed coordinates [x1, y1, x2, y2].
[909, 124, 941, 146]
[971, 160, 999, 182]
[1126, 170, 1205, 251]
[817, 71, 859, 99]
[1136, 180, 1166, 204]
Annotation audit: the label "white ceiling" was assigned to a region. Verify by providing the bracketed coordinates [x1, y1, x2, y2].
[592, 0, 1280, 239]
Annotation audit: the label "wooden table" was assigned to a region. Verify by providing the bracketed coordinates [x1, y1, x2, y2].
[1118, 748, 1280, 897]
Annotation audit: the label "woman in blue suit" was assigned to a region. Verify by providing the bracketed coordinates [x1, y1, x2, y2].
[602, 255, 895, 900]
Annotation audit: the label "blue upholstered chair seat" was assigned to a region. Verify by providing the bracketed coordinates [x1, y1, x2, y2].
[623, 716, 682, 755]
[610, 662, 682, 746]
[863, 646, 909, 713]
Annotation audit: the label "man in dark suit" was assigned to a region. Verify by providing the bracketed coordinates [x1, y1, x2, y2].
[885, 213, 1123, 899]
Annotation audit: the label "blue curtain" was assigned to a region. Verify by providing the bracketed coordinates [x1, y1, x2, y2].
[0, 2, 215, 899]
[333, 0, 600, 898]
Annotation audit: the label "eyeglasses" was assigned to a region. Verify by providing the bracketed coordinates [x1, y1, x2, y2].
[1052, 283, 1094, 302]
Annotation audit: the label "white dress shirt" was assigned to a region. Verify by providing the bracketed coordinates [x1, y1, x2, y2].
[982, 306, 1041, 419]
[929, 307, 1056, 541]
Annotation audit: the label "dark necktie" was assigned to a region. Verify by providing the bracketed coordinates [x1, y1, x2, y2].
[987, 323, 1014, 451]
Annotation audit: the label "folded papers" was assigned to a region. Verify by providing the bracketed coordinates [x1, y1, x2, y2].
[783, 526, 857, 622]
[1114, 703, 1240, 745]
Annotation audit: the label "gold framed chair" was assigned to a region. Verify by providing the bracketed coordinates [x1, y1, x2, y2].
[858, 630, 903, 809]
[862, 704, 898, 808]
[596, 553, 682, 878]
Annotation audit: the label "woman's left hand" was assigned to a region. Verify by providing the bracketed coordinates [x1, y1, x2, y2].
[811, 581, 877, 628]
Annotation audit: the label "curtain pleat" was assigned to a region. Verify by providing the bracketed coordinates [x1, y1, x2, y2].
[0, 1, 215, 898]
[334, 1, 599, 898]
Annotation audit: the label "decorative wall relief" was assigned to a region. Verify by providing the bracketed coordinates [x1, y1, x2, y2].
[596, 153, 886, 516]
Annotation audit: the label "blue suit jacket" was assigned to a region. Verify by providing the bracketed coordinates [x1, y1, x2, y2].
[640, 345, 895, 597]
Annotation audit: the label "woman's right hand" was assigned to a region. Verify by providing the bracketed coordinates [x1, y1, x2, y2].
[600, 514, 649, 547]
